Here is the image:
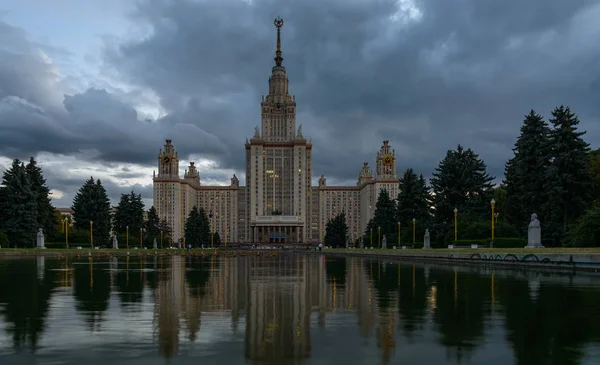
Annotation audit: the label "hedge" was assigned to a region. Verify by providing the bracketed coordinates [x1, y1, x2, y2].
[452, 237, 526, 248]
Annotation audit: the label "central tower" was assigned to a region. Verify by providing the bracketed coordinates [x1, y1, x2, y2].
[245, 17, 313, 244]
[261, 17, 297, 141]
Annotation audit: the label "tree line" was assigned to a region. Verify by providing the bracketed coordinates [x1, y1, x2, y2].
[324, 105, 600, 247]
[0, 161, 174, 247]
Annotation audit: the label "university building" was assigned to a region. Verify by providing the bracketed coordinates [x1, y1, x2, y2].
[152, 18, 400, 244]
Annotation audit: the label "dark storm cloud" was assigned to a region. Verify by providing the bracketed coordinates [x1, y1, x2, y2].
[104, 0, 600, 182]
[2, 0, 600, 188]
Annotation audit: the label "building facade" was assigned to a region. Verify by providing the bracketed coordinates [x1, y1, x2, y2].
[153, 18, 400, 244]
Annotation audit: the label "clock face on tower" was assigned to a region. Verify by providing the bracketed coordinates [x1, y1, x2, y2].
[163, 156, 171, 164]
[382, 155, 393, 166]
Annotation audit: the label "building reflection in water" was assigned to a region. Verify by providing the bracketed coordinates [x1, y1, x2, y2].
[146, 254, 378, 362]
[3, 254, 599, 364]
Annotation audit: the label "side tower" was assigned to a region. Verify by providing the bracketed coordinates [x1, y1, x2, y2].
[153, 139, 183, 243]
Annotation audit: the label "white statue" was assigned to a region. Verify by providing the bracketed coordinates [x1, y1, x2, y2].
[526, 213, 544, 248]
[423, 229, 431, 249]
[297, 124, 303, 138]
[36, 228, 45, 249]
[253, 125, 260, 138]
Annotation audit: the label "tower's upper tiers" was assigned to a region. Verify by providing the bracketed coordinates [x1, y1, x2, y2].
[258, 17, 298, 142]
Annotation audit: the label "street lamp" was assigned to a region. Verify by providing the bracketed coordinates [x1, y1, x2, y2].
[160, 229, 163, 249]
[412, 218, 416, 244]
[454, 208, 458, 242]
[397, 222, 401, 246]
[63, 218, 69, 249]
[90, 221, 94, 247]
[209, 211, 214, 249]
[126, 226, 129, 249]
[370, 228, 373, 247]
[378, 226, 381, 248]
[490, 199, 496, 246]
[139, 227, 143, 249]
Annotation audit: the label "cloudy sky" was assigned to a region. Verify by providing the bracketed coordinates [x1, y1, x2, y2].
[1, 0, 599, 208]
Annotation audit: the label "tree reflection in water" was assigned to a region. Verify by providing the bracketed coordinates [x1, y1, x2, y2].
[0, 255, 600, 364]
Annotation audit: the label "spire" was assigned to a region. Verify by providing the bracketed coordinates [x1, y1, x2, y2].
[274, 17, 284, 67]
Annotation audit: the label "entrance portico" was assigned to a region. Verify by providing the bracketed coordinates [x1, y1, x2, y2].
[251, 216, 305, 244]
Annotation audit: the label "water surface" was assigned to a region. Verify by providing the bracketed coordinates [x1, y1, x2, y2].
[0, 254, 599, 364]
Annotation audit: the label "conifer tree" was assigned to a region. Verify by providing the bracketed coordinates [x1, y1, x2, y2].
[431, 145, 494, 243]
[145, 206, 161, 244]
[372, 189, 398, 246]
[158, 218, 173, 246]
[113, 191, 145, 234]
[25, 157, 57, 240]
[397, 168, 431, 241]
[0, 160, 37, 247]
[213, 232, 222, 246]
[184, 206, 211, 247]
[71, 177, 112, 246]
[589, 148, 600, 207]
[324, 213, 350, 248]
[543, 106, 594, 244]
[185, 206, 202, 247]
[503, 110, 551, 235]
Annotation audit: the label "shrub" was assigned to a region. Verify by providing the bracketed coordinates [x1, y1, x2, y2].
[567, 205, 600, 247]
[452, 238, 526, 248]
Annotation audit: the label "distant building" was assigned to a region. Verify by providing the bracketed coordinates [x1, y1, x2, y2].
[152, 18, 400, 244]
[56, 208, 74, 225]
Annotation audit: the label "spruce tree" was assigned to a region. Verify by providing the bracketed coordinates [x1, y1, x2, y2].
[589, 148, 600, 207]
[145, 206, 161, 244]
[113, 191, 145, 234]
[431, 145, 494, 243]
[185, 206, 202, 247]
[213, 232, 222, 246]
[324, 213, 350, 248]
[372, 189, 398, 246]
[503, 110, 551, 235]
[25, 157, 57, 240]
[543, 106, 594, 244]
[71, 177, 112, 246]
[363, 218, 375, 247]
[397, 168, 431, 241]
[0, 160, 37, 247]
[198, 207, 211, 246]
[158, 218, 173, 246]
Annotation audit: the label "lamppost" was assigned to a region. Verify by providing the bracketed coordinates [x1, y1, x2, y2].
[126, 226, 129, 249]
[454, 208, 458, 241]
[378, 226, 381, 248]
[370, 228, 373, 247]
[90, 221, 94, 247]
[63, 218, 69, 249]
[397, 222, 401, 246]
[490, 199, 496, 247]
[160, 229, 163, 249]
[139, 227, 143, 249]
[209, 211, 214, 249]
[412, 218, 416, 245]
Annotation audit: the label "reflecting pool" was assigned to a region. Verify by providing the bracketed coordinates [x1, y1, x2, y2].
[0, 254, 599, 364]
